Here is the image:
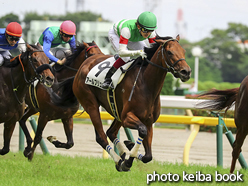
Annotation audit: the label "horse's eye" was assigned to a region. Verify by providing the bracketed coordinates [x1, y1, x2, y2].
[167, 51, 173, 55]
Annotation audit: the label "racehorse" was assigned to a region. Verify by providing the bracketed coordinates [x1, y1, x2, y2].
[19, 42, 103, 161]
[50, 35, 191, 171]
[0, 43, 54, 155]
[197, 77, 248, 173]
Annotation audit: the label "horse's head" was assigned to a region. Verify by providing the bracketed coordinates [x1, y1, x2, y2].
[25, 43, 54, 87]
[154, 35, 191, 82]
[83, 41, 104, 58]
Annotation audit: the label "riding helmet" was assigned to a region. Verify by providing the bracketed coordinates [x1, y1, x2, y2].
[6, 22, 22, 37]
[60, 20, 76, 35]
[137, 11, 157, 30]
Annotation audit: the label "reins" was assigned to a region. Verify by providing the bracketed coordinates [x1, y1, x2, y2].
[10, 50, 45, 104]
[59, 45, 99, 72]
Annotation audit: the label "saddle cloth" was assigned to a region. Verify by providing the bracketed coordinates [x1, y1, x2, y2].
[85, 56, 133, 90]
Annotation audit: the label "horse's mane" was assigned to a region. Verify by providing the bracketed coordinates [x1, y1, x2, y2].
[144, 35, 173, 60]
[64, 41, 95, 66]
[3, 44, 41, 68]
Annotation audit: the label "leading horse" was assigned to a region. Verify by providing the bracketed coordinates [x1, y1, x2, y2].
[197, 77, 248, 173]
[51, 35, 191, 171]
[19, 41, 103, 161]
[0, 43, 54, 155]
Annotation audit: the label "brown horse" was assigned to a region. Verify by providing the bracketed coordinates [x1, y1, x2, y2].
[0, 43, 54, 155]
[50, 35, 191, 171]
[19, 42, 103, 161]
[197, 77, 248, 173]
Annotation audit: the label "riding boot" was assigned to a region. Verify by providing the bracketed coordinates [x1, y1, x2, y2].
[102, 66, 117, 89]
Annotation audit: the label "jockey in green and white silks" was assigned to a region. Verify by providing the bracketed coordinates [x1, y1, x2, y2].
[102, 11, 157, 89]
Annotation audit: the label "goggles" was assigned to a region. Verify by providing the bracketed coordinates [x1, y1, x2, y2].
[140, 27, 154, 33]
[7, 35, 20, 41]
[61, 32, 73, 38]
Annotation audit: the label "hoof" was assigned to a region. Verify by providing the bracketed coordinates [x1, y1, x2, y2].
[124, 140, 135, 151]
[0, 148, 9, 155]
[121, 160, 131, 172]
[115, 159, 124, 172]
[23, 147, 32, 158]
[47, 136, 57, 143]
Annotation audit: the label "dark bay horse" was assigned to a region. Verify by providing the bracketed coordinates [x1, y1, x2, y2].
[51, 35, 191, 171]
[0, 43, 54, 155]
[197, 77, 247, 173]
[19, 42, 103, 161]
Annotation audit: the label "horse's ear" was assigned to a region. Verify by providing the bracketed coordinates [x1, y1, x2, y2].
[83, 42, 89, 48]
[92, 41, 96, 44]
[176, 34, 180, 41]
[26, 43, 35, 51]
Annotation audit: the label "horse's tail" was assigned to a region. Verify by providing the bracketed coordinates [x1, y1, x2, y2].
[49, 76, 78, 107]
[197, 88, 239, 112]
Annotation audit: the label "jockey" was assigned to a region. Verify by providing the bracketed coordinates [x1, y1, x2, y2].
[0, 22, 26, 66]
[38, 20, 77, 65]
[102, 11, 157, 89]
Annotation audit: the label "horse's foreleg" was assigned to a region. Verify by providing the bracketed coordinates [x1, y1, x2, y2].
[107, 119, 129, 160]
[47, 117, 74, 149]
[19, 118, 33, 154]
[121, 112, 148, 170]
[230, 128, 247, 173]
[0, 122, 16, 155]
[28, 115, 48, 161]
[140, 125, 153, 163]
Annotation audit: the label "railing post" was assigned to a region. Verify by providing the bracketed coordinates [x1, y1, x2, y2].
[19, 125, 25, 152]
[216, 123, 223, 167]
[29, 117, 50, 155]
[124, 128, 135, 143]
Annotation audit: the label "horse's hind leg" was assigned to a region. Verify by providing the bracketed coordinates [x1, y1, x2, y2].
[230, 127, 248, 173]
[47, 117, 74, 149]
[87, 107, 122, 169]
[0, 122, 16, 155]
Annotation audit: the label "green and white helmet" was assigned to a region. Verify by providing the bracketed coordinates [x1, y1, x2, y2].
[137, 11, 157, 30]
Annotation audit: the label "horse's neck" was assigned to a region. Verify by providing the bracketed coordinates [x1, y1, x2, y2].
[11, 64, 30, 99]
[143, 50, 167, 98]
[56, 53, 86, 81]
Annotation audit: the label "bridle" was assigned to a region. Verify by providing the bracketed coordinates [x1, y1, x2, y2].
[145, 39, 186, 75]
[11, 50, 52, 104]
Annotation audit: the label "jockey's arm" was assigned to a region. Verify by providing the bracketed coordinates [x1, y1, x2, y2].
[69, 36, 77, 53]
[118, 28, 144, 58]
[42, 35, 59, 62]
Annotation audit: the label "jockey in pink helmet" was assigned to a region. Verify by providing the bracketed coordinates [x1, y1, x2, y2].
[38, 20, 77, 65]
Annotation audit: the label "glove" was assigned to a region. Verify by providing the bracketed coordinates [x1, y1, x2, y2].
[136, 50, 147, 59]
[57, 58, 66, 65]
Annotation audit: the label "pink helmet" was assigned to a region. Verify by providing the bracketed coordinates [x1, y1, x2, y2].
[60, 20, 76, 35]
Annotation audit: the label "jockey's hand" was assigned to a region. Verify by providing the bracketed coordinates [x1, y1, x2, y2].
[137, 50, 147, 59]
[57, 58, 66, 65]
